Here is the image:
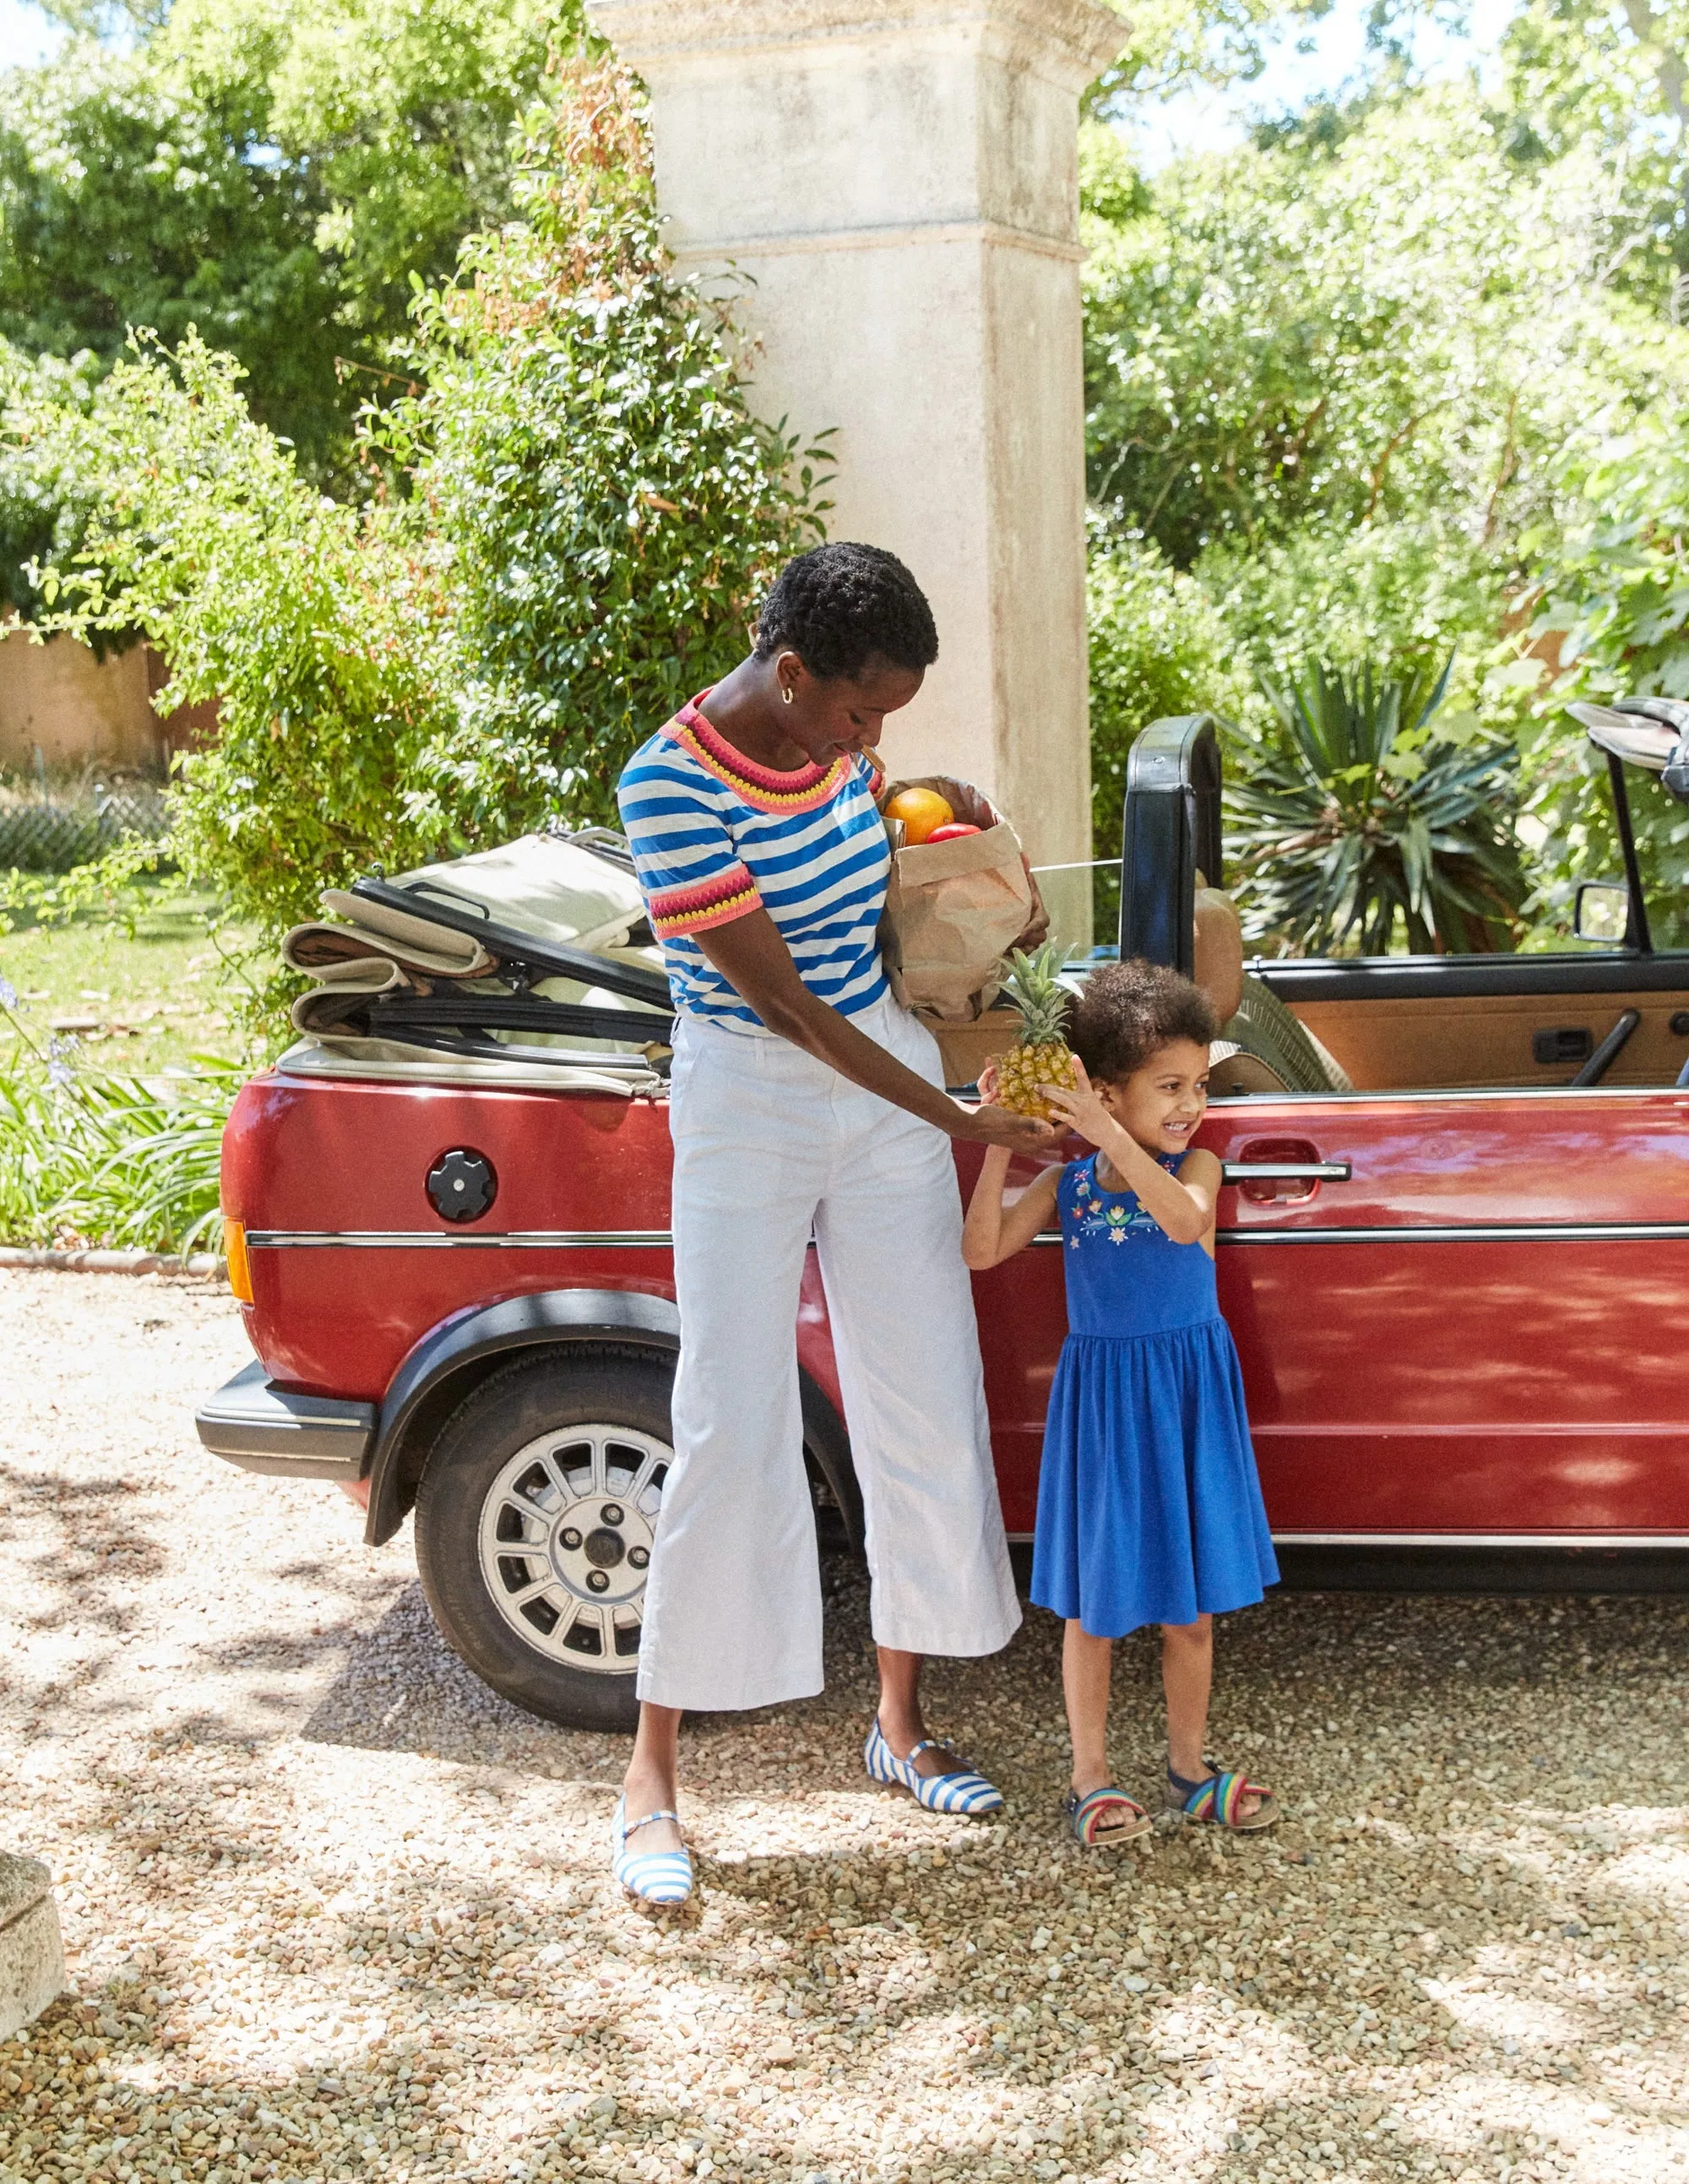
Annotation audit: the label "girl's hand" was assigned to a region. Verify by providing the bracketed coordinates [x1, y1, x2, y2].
[976, 1057, 1001, 1106]
[1038, 1057, 1113, 1149]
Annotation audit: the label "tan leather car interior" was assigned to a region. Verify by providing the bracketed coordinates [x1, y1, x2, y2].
[949, 873, 1689, 1095]
[1193, 885, 1352, 1095]
[1293, 990, 1689, 1090]
[1188, 876, 1689, 1093]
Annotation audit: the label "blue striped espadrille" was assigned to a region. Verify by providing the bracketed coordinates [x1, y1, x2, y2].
[611, 1796, 694, 1904]
[863, 1719, 1002, 1817]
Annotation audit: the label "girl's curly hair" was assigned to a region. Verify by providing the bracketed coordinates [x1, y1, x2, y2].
[1069, 959, 1217, 1084]
[753, 541, 938, 682]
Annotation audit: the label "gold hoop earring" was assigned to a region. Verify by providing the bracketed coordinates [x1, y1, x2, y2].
[781, 687, 795, 706]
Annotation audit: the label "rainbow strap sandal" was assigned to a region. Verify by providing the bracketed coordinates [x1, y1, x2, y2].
[1167, 1761, 1279, 1832]
[863, 1719, 1003, 1817]
[1064, 1785, 1153, 1848]
[611, 1796, 694, 1904]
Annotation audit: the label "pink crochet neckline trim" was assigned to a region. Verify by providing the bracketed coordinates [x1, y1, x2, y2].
[673, 696, 834, 794]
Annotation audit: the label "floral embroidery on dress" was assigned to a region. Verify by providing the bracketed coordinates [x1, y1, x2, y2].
[1063, 1153, 1182, 1247]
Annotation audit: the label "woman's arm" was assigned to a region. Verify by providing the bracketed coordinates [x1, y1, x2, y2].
[963, 1149, 1062, 1269]
[693, 909, 1053, 1149]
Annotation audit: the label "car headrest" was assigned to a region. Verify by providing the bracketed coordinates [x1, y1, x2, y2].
[1192, 883, 1245, 1024]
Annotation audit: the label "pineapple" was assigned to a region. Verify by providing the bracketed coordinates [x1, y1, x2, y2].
[996, 943, 1078, 1119]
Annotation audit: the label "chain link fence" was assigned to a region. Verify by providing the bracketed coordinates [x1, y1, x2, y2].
[0, 785, 173, 872]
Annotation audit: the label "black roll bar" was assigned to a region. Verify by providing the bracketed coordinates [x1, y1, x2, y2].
[1601, 748, 1654, 955]
[1119, 714, 1223, 972]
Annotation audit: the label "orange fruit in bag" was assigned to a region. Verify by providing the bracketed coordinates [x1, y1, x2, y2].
[883, 787, 954, 845]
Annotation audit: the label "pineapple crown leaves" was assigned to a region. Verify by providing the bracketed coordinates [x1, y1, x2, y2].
[1001, 941, 1073, 1046]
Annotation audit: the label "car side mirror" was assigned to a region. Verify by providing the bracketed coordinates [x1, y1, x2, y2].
[1574, 880, 1630, 943]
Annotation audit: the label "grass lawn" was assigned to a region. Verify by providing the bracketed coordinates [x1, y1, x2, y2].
[0, 884, 263, 1073]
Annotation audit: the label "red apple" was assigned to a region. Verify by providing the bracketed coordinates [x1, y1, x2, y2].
[924, 822, 982, 843]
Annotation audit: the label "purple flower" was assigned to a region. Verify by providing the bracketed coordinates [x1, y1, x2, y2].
[0, 975, 15, 1011]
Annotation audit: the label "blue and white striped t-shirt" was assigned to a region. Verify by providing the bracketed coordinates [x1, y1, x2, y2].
[616, 695, 892, 1029]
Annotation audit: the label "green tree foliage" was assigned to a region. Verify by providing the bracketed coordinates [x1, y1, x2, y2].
[1083, 87, 1689, 570]
[377, 68, 829, 841]
[1078, 47, 1689, 953]
[1087, 0, 1327, 109]
[30, 331, 461, 931]
[1088, 531, 1250, 861]
[1515, 414, 1689, 948]
[1196, 514, 1510, 698]
[0, 0, 576, 475]
[0, 340, 106, 627]
[29, 61, 827, 937]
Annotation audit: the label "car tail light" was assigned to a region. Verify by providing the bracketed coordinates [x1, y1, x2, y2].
[223, 1218, 253, 1304]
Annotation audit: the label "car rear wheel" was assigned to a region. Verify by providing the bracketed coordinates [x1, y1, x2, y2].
[413, 1347, 676, 1730]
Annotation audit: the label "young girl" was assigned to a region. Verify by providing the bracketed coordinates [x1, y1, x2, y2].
[964, 959, 1280, 1847]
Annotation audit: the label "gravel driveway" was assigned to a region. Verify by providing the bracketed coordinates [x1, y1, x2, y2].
[0, 1268, 1686, 2184]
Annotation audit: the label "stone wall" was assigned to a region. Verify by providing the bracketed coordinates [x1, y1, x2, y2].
[0, 624, 215, 779]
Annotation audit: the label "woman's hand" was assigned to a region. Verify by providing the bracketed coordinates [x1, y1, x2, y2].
[956, 1054, 1055, 1148]
[1036, 1057, 1114, 1149]
[959, 1104, 1057, 1149]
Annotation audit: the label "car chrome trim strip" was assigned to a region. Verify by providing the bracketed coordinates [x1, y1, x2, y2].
[246, 1229, 675, 1249]
[1214, 1220, 1689, 1244]
[252, 1219, 1689, 1250]
[1272, 1531, 1689, 1548]
[1033, 1219, 1689, 1246]
[1208, 1083, 1689, 1104]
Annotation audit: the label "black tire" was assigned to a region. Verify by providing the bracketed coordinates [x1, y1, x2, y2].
[414, 1346, 676, 1730]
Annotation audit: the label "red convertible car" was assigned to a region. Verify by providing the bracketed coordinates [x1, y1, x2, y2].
[198, 707, 1689, 1728]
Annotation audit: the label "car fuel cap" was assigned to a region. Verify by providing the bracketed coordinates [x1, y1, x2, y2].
[427, 1147, 497, 1223]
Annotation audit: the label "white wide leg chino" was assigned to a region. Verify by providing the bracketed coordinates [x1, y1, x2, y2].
[637, 992, 1022, 1712]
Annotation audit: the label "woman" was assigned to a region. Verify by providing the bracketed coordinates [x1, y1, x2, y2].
[611, 541, 1052, 1904]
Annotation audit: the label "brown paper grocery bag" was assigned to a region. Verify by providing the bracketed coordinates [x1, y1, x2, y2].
[880, 807, 1036, 1024]
[927, 1005, 1024, 1089]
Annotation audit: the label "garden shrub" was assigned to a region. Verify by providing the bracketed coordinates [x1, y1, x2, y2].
[377, 57, 829, 840]
[1226, 657, 1525, 955]
[0, 341, 111, 628]
[1519, 412, 1689, 948]
[1196, 516, 1512, 700]
[1088, 531, 1250, 866]
[31, 57, 826, 937]
[31, 331, 462, 935]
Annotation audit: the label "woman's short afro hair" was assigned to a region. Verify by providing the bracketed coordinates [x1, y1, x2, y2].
[753, 541, 939, 683]
[1069, 959, 1217, 1085]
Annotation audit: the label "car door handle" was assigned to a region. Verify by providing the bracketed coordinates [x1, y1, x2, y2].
[1222, 1161, 1352, 1182]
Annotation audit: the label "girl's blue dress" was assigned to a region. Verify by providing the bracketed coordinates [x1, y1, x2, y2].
[1029, 1150, 1279, 1638]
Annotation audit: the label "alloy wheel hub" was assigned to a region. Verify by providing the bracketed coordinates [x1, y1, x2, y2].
[476, 1426, 667, 1674]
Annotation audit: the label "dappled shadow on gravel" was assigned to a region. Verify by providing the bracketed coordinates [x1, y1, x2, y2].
[298, 1578, 611, 1770]
[6, 1271, 1689, 2183]
[0, 1456, 168, 1635]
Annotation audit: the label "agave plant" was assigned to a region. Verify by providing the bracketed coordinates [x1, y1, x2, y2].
[1226, 659, 1524, 955]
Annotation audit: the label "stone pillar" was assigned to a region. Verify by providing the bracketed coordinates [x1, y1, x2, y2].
[585, 0, 1122, 872]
